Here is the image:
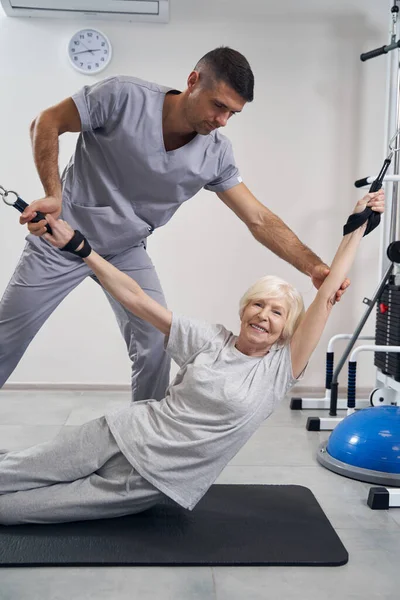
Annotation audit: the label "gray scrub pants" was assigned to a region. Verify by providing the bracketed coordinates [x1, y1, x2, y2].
[0, 416, 166, 525]
[0, 236, 170, 401]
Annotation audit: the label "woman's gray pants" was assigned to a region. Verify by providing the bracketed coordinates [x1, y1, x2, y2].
[0, 237, 170, 401]
[0, 416, 166, 525]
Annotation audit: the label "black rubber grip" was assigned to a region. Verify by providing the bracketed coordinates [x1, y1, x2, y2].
[354, 177, 370, 188]
[360, 45, 387, 61]
[347, 361, 357, 409]
[13, 197, 52, 234]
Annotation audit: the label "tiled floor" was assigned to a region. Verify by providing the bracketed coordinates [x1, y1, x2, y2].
[0, 390, 399, 600]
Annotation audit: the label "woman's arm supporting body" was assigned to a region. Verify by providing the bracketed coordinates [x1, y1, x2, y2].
[290, 191, 385, 379]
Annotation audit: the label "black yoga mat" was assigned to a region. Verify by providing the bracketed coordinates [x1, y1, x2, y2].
[0, 485, 348, 567]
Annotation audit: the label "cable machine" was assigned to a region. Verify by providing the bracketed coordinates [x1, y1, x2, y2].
[317, 0, 400, 510]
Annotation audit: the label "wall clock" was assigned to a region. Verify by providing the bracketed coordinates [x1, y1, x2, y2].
[68, 28, 112, 75]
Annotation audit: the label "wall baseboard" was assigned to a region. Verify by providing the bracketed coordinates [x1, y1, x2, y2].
[1, 383, 374, 398]
[290, 385, 373, 399]
[2, 382, 131, 392]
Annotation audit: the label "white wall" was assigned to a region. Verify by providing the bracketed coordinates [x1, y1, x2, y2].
[0, 0, 389, 388]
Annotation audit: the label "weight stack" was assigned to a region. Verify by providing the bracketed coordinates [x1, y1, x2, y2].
[375, 284, 400, 381]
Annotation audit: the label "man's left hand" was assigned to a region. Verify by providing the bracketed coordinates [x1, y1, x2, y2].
[311, 263, 350, 302]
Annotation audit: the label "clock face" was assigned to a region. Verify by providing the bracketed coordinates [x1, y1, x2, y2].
[68, 29, 112, 75]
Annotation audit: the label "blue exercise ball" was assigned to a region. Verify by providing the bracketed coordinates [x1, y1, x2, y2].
[327, 406, 400, 473]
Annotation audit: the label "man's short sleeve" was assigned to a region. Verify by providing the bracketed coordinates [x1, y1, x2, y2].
[165, 314, 227, 367]
[72, 76, 124, 131]
[204, 140, 242, 193]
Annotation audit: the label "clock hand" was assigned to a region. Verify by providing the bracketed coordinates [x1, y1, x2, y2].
[79, 41, 95, 55]
[73, 49, 102, 55]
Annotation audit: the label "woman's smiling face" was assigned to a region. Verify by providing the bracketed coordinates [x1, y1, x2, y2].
[236, 296, 288, 357]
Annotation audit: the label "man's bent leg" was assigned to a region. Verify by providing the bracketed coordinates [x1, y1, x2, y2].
[96, 244, 170, 402]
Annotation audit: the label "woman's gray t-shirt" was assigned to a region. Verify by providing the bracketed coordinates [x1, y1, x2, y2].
[105, 314, 302, 510]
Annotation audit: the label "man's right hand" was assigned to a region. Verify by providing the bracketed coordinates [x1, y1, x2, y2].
[19, 195, 62, 236]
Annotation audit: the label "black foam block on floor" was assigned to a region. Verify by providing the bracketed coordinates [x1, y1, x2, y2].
[0, 485, 348, 567]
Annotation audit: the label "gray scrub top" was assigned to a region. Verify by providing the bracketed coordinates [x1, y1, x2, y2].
[59, 76, 242, 255]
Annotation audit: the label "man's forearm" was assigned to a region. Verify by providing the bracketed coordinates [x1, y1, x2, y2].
[250, 210, 325, 276]
[30, 113, 63, 199]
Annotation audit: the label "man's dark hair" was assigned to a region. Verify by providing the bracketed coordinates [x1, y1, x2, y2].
[194, 47, 254, 103]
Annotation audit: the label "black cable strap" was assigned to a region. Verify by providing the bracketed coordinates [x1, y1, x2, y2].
[343, 208, 380, 237]
[60, 230, 92, 258]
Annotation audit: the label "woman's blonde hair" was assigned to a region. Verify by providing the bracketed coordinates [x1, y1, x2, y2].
[239, 275, 305, 343]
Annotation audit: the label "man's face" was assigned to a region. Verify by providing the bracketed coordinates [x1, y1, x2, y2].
[185, 76, 247, 135]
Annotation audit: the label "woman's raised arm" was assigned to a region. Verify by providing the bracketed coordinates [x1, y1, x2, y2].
[290, 190, 384, 379]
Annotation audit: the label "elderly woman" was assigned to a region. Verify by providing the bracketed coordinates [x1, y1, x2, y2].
[0, 190, 384, 525]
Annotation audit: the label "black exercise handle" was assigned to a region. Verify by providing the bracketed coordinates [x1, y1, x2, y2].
[361, 45, 388, 61]
[350, 166, 385, 233]
[13, 197, 52, 234]
[347, 162, 386, 234]
[354, 176, 383, 192]
[354, 157, 392, 190]
[360, 40, 400, 62]
[354, 177, 370, 188]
